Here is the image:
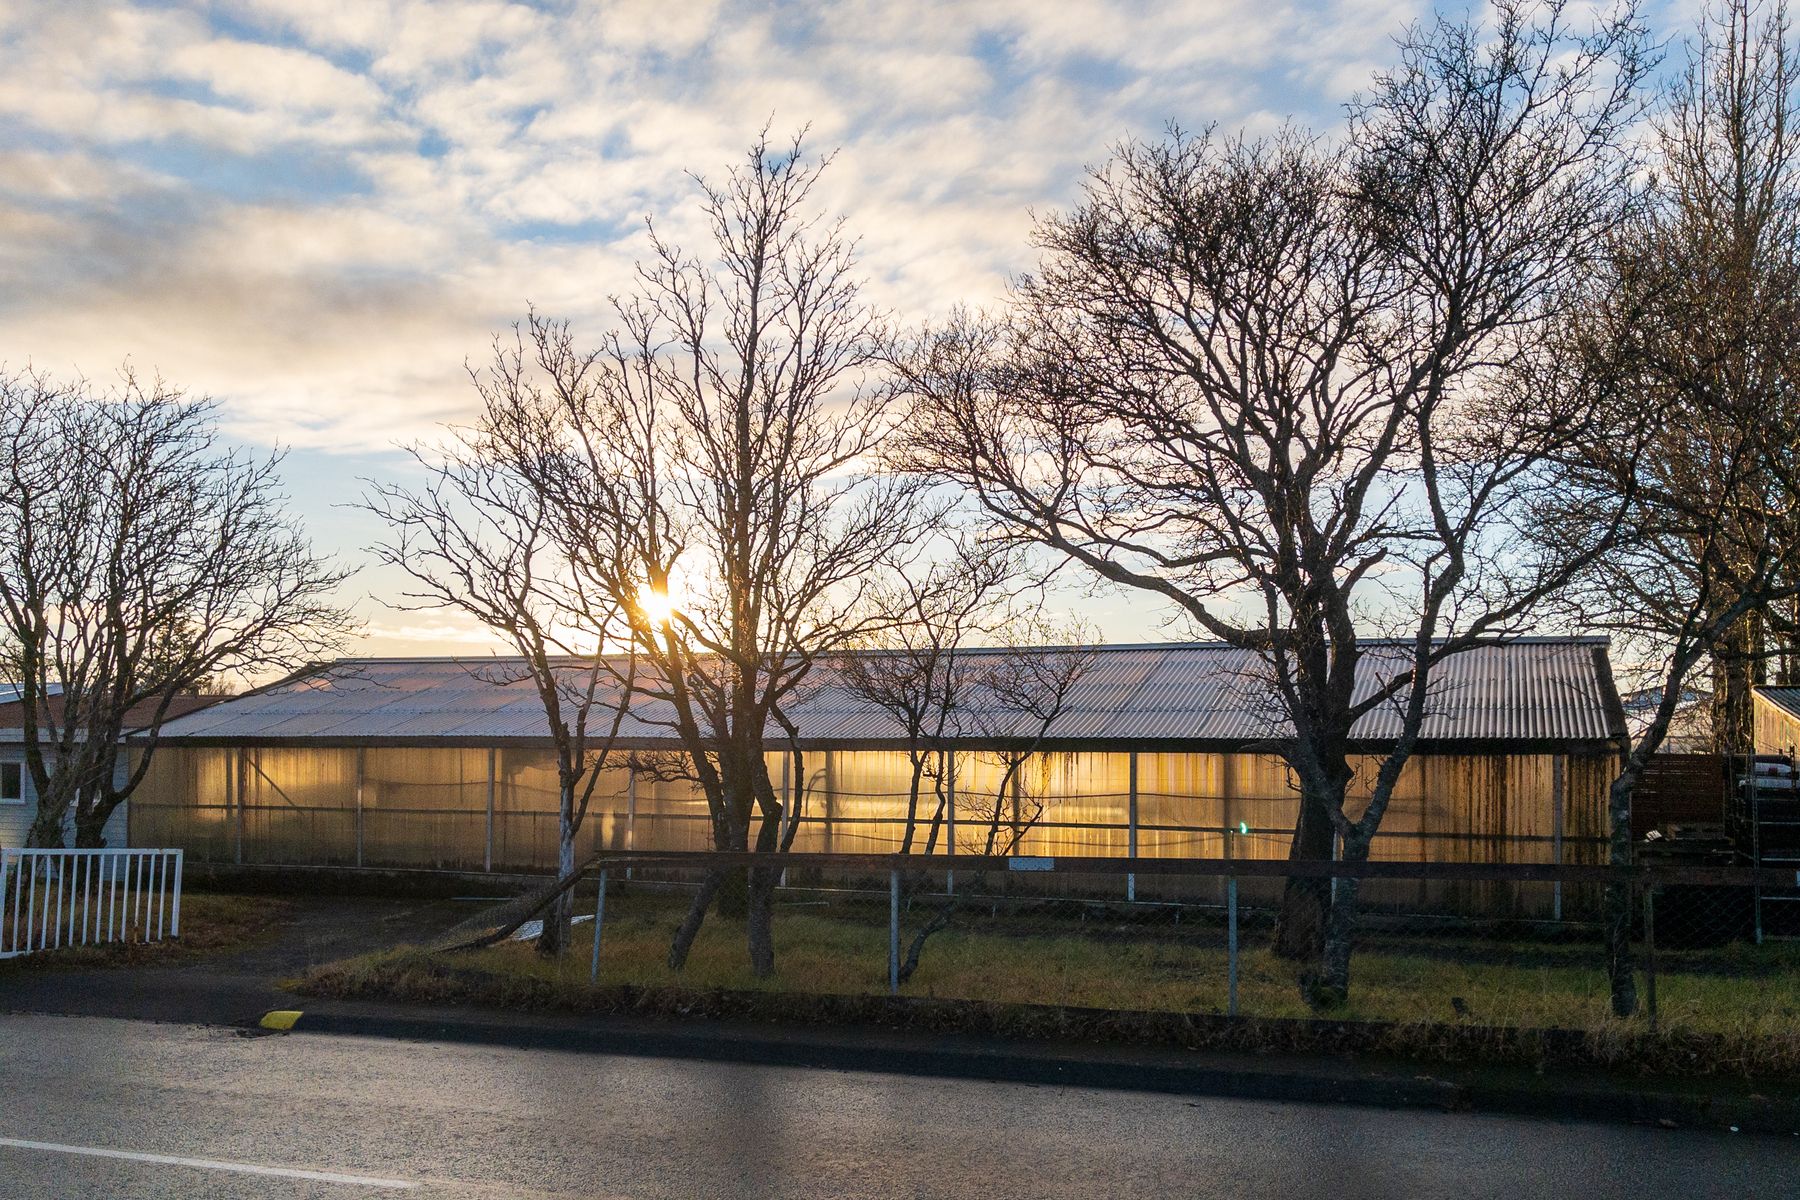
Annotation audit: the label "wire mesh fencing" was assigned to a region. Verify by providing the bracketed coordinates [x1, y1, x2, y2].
[569, 851, 1800, 1049]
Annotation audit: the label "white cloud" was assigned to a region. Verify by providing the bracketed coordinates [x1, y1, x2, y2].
[0, 0, 1432, 460]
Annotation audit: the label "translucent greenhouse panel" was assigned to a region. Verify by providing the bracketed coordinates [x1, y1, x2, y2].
[1349, 752, 1429, 865]
[635, 769, 713, 853]
[239, 747, 358, 866]
[786, 749, 833, 853]
[1007, 751, 1130, 857]
[362, 747, 488, 869]
[1133, 752, 1228, 861]
[129, 746, 234, 861]
[824, 750, 934, 854]
[583, 762, 635, 857]
[495, 748, 556, 871]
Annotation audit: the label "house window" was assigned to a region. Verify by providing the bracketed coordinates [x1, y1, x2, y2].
[0, 761, 21, 802]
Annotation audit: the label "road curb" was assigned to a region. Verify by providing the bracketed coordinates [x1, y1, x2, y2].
[258, 1009, 1800, 1136]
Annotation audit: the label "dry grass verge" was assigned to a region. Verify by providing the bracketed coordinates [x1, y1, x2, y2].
[293, 890, 1800, 1080]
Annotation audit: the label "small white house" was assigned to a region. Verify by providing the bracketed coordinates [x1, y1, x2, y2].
[0, 691, 221, 850]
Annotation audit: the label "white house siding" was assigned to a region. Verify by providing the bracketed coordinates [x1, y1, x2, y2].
[0, 743, 130, 849]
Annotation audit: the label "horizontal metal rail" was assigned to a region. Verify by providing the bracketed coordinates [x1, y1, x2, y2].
[0, 848, 184, 959]
[577, 847, 1800, 890]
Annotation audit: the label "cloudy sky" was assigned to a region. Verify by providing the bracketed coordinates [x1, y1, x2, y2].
[0, 0, 1690, 656]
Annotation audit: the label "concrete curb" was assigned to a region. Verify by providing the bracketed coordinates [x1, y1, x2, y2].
[259, 1007, 1800, 1137]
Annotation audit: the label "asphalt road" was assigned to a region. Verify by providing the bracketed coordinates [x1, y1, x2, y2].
[0, 1013, 1793, 1199]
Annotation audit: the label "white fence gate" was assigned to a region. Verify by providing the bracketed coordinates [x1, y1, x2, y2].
[0, 848, 183, 958]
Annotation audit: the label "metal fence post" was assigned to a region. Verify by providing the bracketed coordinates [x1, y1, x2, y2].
[485, 747, 497, 873]
[589, 868, 608, 984]
[889, 868, 900, 994]
[625, 772, 637, 881]
[1642, 882, 1658, 1029]
[1127, 751, 1139, 903]
[1551, 754, 1565, 922]
[355, 746, 366, 868]
[945, 749, 957, 896]
[0, 849, 10, 956]
[234, 748, 246, 866]
[1227, 872, 1239, 1018]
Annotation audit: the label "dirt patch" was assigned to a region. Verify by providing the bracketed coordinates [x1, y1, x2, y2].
[0, 893, 293, 971]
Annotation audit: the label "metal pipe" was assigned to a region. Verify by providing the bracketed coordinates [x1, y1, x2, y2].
[1227, 874, 1239, 1018]
[355, 746, 366, 869]
[1552, 754, 1565, 922]
[1642, 883, 1658, 1029]
[945, 749, 956, 896]
[170, 850, 183, 938]
[625, 771, 637, 881]
[589, 869, 609, 984]
[1127, 751, 1139, 903]
[889, 868, 900, 994]
[485, 747, 497, 873]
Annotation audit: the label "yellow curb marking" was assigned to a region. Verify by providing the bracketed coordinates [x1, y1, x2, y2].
[259, 1010, 302, 1031]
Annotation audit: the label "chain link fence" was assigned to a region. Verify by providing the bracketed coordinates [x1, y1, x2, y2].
[567, 851, 1799, 1055]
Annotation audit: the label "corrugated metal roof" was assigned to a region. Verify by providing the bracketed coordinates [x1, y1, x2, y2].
[150, 639, 1624, 750]
[1758, 686, 1800, 720]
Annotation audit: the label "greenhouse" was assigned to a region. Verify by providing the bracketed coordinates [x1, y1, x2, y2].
[129, 639, 1626, 913]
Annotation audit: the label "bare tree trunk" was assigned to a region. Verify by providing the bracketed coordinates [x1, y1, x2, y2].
[73, 804, 112, 849]
[1603, 769, 1640, 1016]
[1274, 790, 1338, 960]
[669, 868, 726, 970]
[538, 804, 578, 957]
[899, 752, 927, 854]
[1314, 872, 1362, 1008]
[26, 802, 67, 849]
[896, 892, 963, 986]
[1712, 617, 1762, 755]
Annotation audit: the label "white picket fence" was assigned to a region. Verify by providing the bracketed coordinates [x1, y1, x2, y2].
[0, 848, 183, 958]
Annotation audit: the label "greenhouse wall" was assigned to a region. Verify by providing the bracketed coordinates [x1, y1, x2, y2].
[130, 742, 1612, 916]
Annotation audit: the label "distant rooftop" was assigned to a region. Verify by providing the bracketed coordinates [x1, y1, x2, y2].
[1757, 686, 1800, 721]
[0, 690, 225, 739]
[0, 682, 61, 705]
[148, 638, 1626, 751]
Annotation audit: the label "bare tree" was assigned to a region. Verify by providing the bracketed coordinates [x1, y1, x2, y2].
[1548, 0, 1800, 1014]
[360, 372, 641, 956]
[889, 624, 1093, 985]
[892, 1, 1649, 1004]
[832, 539, 1027, 856]
[475, 133, 931, 977]
[0, 368, 352, 847]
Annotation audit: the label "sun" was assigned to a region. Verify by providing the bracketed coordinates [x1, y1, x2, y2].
[636, 583, 678, 627]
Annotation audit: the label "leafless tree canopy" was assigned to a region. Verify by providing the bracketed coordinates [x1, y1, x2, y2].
[0, 368, 353, 847]
[361, 406, 640, 956]
[890, 0, 1650, 1003]
[1546, 0, 1800, 1014]
[458, 133, 932, 975]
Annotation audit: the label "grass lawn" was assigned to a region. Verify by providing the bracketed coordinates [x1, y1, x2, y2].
[0, 891, 289, 969]
[297, 887, 1800, 1077]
